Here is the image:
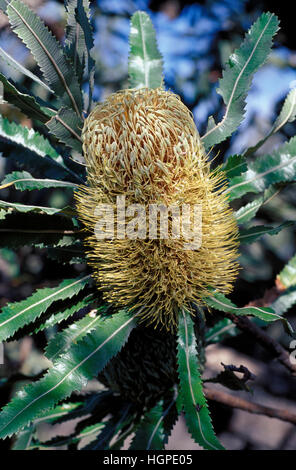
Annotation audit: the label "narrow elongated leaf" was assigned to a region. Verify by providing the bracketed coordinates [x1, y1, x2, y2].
[277, 253, 296, 288]
[45, 305, 109, 362]
[7, 0, 82, 114]
[239, 221, 294, 245]
[0, 45, 52, 93]
[0, 199, 75, 216]
[128, 11, 163, 89]
[162, 388, 179, 446]
[0, 310, 136, 438]
[65, 0, 95, 110]
[205, 318, 238, 344]
[204, 291, 293, 334]
[0, 171, 78, 192]
[34, 295, 93, 334]
[74, 0, 95, 112]
[245, 88, 296, 157]
[201, 12, 279, 149]
[130, 402, 165, 450]
[0, 115, 58, 160]
[271, 286, 296, 315]
[0, 72, 54, 122]
[47, 107, 83, 153]
[225, 136, 296, 201]
[235, 186, 278, 224]
[65, 0, 90, 83]
[0, 275, 91, 342]
[177, 309, 224, 450]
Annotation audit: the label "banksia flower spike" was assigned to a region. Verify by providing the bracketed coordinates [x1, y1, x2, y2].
[75, 87, 239, 331]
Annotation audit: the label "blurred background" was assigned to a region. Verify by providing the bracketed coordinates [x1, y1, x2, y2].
[0, 0, 295, 450]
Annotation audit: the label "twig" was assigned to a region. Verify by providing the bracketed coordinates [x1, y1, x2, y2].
[204, 387, 296, 424]
[225, 313, 296, 375]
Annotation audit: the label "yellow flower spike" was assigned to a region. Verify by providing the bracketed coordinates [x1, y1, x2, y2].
[75, 87, 239, 331]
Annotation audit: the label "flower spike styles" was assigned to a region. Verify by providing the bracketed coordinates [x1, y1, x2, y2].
[75, 88, 239, 331]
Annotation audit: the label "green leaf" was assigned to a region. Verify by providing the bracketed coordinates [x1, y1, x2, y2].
[128, 11, 163, 89]
[33, 294, 93, 335]
[205, 318, 238, 344]
[0, 115, 58, 159]
[239, 221, 294, 245]
[0, 72, 54, 122]
[0, 275, 91, 342]
[235, 186, 278, 224]
[12, 425, 35, 450]
[130, 402, 165, 450]
[225, 136, 296, 201]
[177, 309, 224, 450]
[0, 171, 78, 191]
[223, 154, 247, 179]
[277, 253, 296, 288]
[46, 107, 83, 153]
[65, 0, 90, 83]
[0, 310, 136, 438]
[0, 199, 75, 216]
[203, 291, 294, 334]
[7, 0, 82, 115]
[245, 88, 296, 157]
[271, 286, 296, 315]
[0, 45, 52, 93]
[65, 0, 95, 112]
[201, 12, 279, 149]
[45, 305, 109, 362]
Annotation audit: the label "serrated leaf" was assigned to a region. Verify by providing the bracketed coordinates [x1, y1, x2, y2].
[202, 12, 279, 149]
[65, 0, 95, 112]
[46, 107, 83, 153]
[245, 88, 296, 157]
[277, 253, 296, 288]
[203, 291, 294, 335]
[45, 305, 108, 362]
[177, 309, 224, 450]
[0, 72, 54, 122]
[205, 318, 238, 344]
[7, 0, 82, 115]
[0, 45, 52, 93]
[0, 275, 91, 342]
[225, 136, 296, 201]
[223, 154, 248, 179]
[239, 221, 294, 245]
[235, 186, 278, 224]
[65, 0, 90, 83]
[33, 294, 93, 335]
[0, 171, 78, 191]
[271, 286, 296, 315]
[129, 402, 165, 450]
[0, 115, 58, 159]
[0, 199, 75, 216]
[0, 310, 136, 438]
[128, 11, 163, 89]
[0, 115, 82, 183]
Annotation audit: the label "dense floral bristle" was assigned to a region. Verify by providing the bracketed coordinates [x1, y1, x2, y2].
[75, 88, 239, 331]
